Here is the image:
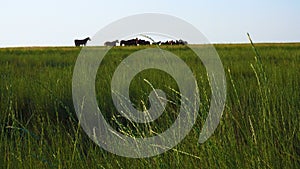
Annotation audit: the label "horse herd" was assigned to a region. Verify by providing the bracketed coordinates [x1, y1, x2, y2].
[74, 37, 188, 47]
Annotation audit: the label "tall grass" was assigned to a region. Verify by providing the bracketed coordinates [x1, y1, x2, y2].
[0, 44, 299, 168]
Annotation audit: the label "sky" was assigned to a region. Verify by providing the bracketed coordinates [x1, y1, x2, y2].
[0, 0, 299, 47]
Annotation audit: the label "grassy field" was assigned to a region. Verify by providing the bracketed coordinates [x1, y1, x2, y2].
[0, 43, 299, 168]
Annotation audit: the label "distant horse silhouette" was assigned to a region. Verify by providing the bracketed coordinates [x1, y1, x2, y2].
[104, 40, 119, 46]
[160, 39, 188, 45]
[175, 39, 188, 45]
[161, 40, 170, 45]
[152, 41, 161, 45]
[120, 38, 151, 46]
[74, 37, 91, 47]
[120, 38, 138, 46]
[137, 39, 150, 45]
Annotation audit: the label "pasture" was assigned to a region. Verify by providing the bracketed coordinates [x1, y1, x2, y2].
[0, 43, 299, 168]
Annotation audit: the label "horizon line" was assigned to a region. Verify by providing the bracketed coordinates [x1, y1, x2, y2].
[1, 41, 300, 49]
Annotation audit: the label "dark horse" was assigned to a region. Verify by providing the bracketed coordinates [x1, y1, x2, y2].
[120, 38, 138, 46]
[74, 37, 91, 47]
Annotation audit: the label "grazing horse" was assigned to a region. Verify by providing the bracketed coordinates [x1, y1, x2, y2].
[74, 37, 91, 47]
[160, 39, 188, 45]
[138, 39, 150, 45]
[152, 41, 161, 45]
[175, 39, 188, 45]
[104, 40, 119, 46]
[120, 38, 138, 46]
[161, 40, 170, 45]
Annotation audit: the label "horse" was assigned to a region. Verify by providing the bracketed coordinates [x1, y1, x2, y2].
[160, 40, 188, 45]
[120, 38, 138, 46]
[152, 41, 161, 45]
[74, 37, 91, 47]
[175, 39, 188, 45]
[137, 39, 150, 45]
[161, 40, 170, 45]
[104, 40, 119, 46]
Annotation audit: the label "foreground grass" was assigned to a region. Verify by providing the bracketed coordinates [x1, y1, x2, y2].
[0, 44, 299, 168]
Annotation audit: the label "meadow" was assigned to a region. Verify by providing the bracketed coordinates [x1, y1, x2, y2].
[0, 43, 299, 168]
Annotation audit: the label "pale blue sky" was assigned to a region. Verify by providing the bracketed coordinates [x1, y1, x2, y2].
[1, 0, 299, 47]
